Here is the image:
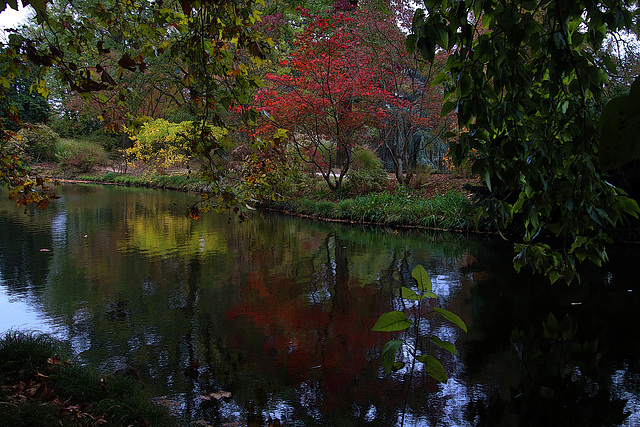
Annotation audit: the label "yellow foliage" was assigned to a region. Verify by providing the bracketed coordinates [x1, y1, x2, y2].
[125, 119, 227, 174]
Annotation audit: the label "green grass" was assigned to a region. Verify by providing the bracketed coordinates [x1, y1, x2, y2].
[264, 189, 474, 230]
[0, 331, 175, 427]
[77, 171, 207, 192]
[0, 330, 60, 379]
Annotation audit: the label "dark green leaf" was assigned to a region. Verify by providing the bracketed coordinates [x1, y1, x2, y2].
[371, 311, 412, 332]
[401, 286, 437, 300]
[441, 101, 456, 117]
[400, 286, 420, 300]
[599, 78, 640, 170]
[381, 340, 403, 374]
[416, 354, 448, 382]
[433, 307, 468, 332]
[412, 265, 432, 292]
[430, 336, 457, 355]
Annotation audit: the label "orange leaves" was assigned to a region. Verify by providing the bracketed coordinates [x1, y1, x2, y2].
[46, 353, 71, 366]
[9, 379, 55, 401]
[187, 204, 202, 220]
[6, 174, 59, 210]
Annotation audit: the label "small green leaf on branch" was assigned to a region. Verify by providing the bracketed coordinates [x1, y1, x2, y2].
[381, 340, 403, 374]
[430, 336, 457, 355]
[371, 311, 412, 332]
[416, 354, 448, 382]
[433, 307, 468, 332]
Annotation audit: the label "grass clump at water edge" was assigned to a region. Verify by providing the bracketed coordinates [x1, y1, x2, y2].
[77, 171, 208, 192]
[0, 330, 175, 427]
[265, 189, 474, 230]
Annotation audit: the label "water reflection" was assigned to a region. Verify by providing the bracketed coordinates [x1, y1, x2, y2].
[0, 184, 637, 426]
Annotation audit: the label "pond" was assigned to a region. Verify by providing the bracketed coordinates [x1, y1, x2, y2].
[0, 183, 638, 426]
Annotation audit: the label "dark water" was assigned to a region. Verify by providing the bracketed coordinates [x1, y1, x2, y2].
[0, 184, 638, 426]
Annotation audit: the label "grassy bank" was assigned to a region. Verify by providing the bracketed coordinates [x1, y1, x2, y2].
[25, 133, 477, 230]
[75, 171, 209, 192]
[0, 331, 174, 427]
[69, 169, 477, 230]
[262, 189, 475, 230]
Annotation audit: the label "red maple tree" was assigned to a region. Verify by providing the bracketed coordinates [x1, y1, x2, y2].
[252, 6, 455, 190]
[253, 10, 397, 191]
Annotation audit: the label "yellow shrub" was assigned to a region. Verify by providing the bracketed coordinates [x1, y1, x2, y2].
[125, 119, 227, 174]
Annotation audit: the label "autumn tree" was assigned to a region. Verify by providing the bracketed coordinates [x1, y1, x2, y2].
[350, 4, 455, 184]
[252, 11, 392, 191]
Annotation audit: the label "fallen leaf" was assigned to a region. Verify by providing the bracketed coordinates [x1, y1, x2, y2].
[200, 391, 231, 401]
[47, 354, 62, 365]
[25, 383, 41, 396]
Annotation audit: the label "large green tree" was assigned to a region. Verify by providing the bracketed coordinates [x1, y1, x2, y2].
[409, 0, 640, 282]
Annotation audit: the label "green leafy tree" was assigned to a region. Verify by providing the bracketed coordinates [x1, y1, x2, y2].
[0, 53, 50, 132]
[409, 0, 640, 282]
[0, 34, 56, 209]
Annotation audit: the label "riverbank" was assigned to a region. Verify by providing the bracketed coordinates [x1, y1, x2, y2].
[38, 163, 480, 232]
[0, 331, 175, 426]
[31, 163, 640, 239]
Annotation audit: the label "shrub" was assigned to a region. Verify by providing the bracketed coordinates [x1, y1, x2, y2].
[87, 129, 122, 152]
[411, 163, 436, 189]
[343, 147, 387, 195]
[57, 139, 109, 174]
[10, 124, 60, 162]
[126, 119, 226, 174]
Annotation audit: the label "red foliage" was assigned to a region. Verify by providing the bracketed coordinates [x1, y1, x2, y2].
[253, 12, 393, 147]
[225, 249, 398, 413]
[251, 9, 454, 159]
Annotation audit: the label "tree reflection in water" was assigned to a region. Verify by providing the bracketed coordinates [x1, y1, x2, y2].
[0, 184, 637, 426]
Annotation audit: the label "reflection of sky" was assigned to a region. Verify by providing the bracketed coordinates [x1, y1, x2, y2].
[51, 211, 68, 246]
[0, 275, 55, 334]
[612, 366, 640, 426]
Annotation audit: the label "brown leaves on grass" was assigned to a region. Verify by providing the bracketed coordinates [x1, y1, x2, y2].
[1, 354, 107, 426]
[417, 174, 476, 199]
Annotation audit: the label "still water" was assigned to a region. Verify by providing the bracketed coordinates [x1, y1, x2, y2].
[0, 184, 638, 426]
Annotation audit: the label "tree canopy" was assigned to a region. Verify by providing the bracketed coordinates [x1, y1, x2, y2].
[409, 0, 640, 282]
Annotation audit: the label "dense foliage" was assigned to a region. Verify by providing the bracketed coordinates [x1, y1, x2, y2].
[409, 0, 640, 282]
[10, 123, 59, 162]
